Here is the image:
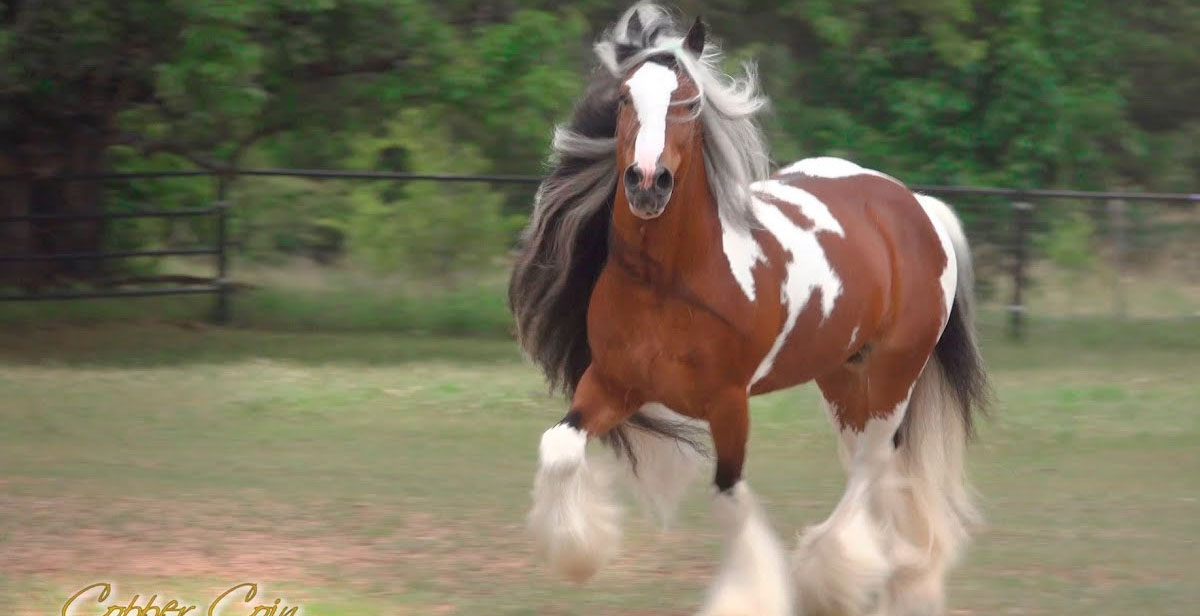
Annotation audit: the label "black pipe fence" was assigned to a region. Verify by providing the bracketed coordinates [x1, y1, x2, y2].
[1, 169, 1197, 337]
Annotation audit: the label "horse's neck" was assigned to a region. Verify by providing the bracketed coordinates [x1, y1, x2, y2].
[609, 167, 719, 284]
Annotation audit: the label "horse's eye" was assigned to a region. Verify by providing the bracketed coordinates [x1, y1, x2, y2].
[619, 92, 632, 106]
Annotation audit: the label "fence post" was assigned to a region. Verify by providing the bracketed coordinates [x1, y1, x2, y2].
[211, 176, 232, 324]
[1107, 199, 1128, 319]
[1008, 200, 1033, 340]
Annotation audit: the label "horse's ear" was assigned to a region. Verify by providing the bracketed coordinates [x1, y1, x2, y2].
[627, 10, 644, 40]
[683, 16, 706, 55]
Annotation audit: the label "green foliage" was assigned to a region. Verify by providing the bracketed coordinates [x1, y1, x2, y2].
[344, 110, 520, 281]
[231, 176, 348, 264]
[1, 0, 458, 167]
[1039, 209, 1098, 277]
[450, 9, 590, 173]
[102, 148, 217, 266]
[755, 0, 1146, 188]
[2, 0, 1198, 284]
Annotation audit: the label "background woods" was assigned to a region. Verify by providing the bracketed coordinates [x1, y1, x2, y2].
[0, 0, 1197, 314]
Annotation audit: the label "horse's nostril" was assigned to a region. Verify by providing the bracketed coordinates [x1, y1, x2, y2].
[624, 164, 643, 189]
[654, 167, 673, 191]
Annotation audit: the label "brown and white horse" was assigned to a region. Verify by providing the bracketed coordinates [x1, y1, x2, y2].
[509, 5, 988, 616]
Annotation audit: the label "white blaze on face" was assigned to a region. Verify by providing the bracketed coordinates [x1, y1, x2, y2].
[625, 62, 678, 180]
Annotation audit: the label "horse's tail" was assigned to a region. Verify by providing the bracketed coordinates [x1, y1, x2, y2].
[912, 194, 990, 436]
[885, 195, 989, 608]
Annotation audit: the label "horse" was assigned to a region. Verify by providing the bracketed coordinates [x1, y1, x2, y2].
[509, 5, 988, 616]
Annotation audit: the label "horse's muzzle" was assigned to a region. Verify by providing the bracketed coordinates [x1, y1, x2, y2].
[624, 163, 673, 219]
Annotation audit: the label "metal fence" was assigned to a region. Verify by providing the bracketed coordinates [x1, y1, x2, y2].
[1, 169, 1197, 337]
[0, 174, 234, 322]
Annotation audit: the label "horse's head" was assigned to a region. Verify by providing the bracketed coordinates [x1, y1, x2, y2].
[615, 18, 707, 220]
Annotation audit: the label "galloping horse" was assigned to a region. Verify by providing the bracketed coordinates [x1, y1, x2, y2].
[509, 5, 988, 616]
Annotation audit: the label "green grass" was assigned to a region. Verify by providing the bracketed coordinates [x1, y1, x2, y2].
[0, 319, 1197, 615]
[0, 280, 513, 335]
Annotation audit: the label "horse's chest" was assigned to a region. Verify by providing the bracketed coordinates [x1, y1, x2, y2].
[587, 276, 728, 406]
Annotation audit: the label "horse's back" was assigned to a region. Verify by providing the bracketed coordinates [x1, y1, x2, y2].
[772, 157, 918, 219]
[771, 157, 948, 280]
[745, 157, 955, 392]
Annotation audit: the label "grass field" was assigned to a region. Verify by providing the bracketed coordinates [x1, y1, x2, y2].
[1, 316, 1197, 615]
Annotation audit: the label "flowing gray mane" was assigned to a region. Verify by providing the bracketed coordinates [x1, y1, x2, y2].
[509, 3, 771, 401]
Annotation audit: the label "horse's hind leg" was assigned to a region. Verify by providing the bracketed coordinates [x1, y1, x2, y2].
[697, 390, 793, 616]
[529, 366, 636, 582]
[793, 350, 926, 616]
[877, 357, 978, 616]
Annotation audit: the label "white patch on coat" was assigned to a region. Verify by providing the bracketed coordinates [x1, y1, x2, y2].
[914, 194, 959, 323]
[748, 186, 844, 386]
[754, 180, 845, 236]
[719, 214, 765, 301]
[625, 62, 678, 178]
[847, 325, 860, 350]
[780, 156, 904, 186]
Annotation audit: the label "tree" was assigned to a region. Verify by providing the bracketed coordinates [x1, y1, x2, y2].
[345, 109, 518, 283]
[0, 0, 454, 284]
[2, 0, 1196, 288]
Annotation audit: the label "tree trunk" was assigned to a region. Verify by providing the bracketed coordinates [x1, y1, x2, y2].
[0, 158, 46, 289]
[0, 126, 109, 289]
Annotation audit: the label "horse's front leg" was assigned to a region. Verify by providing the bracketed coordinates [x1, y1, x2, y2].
[529, 365, 637, 582]
[699, 390, 794, 616]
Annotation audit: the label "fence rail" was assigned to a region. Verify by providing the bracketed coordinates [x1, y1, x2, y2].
[0, 247, 219, 262]
[1, 169, 1197, 336]
[0, 205, 221, 223]
[5, 169, 1199, 202]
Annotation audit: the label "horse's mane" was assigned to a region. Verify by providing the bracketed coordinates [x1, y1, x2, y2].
[509, 2, 770, 396]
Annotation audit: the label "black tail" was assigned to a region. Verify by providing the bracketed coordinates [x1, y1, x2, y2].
[934, 297, 991, 438]
[897, 293, 990, 449]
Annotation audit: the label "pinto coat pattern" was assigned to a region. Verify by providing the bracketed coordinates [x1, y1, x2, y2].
[510, 5, 988, 615]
